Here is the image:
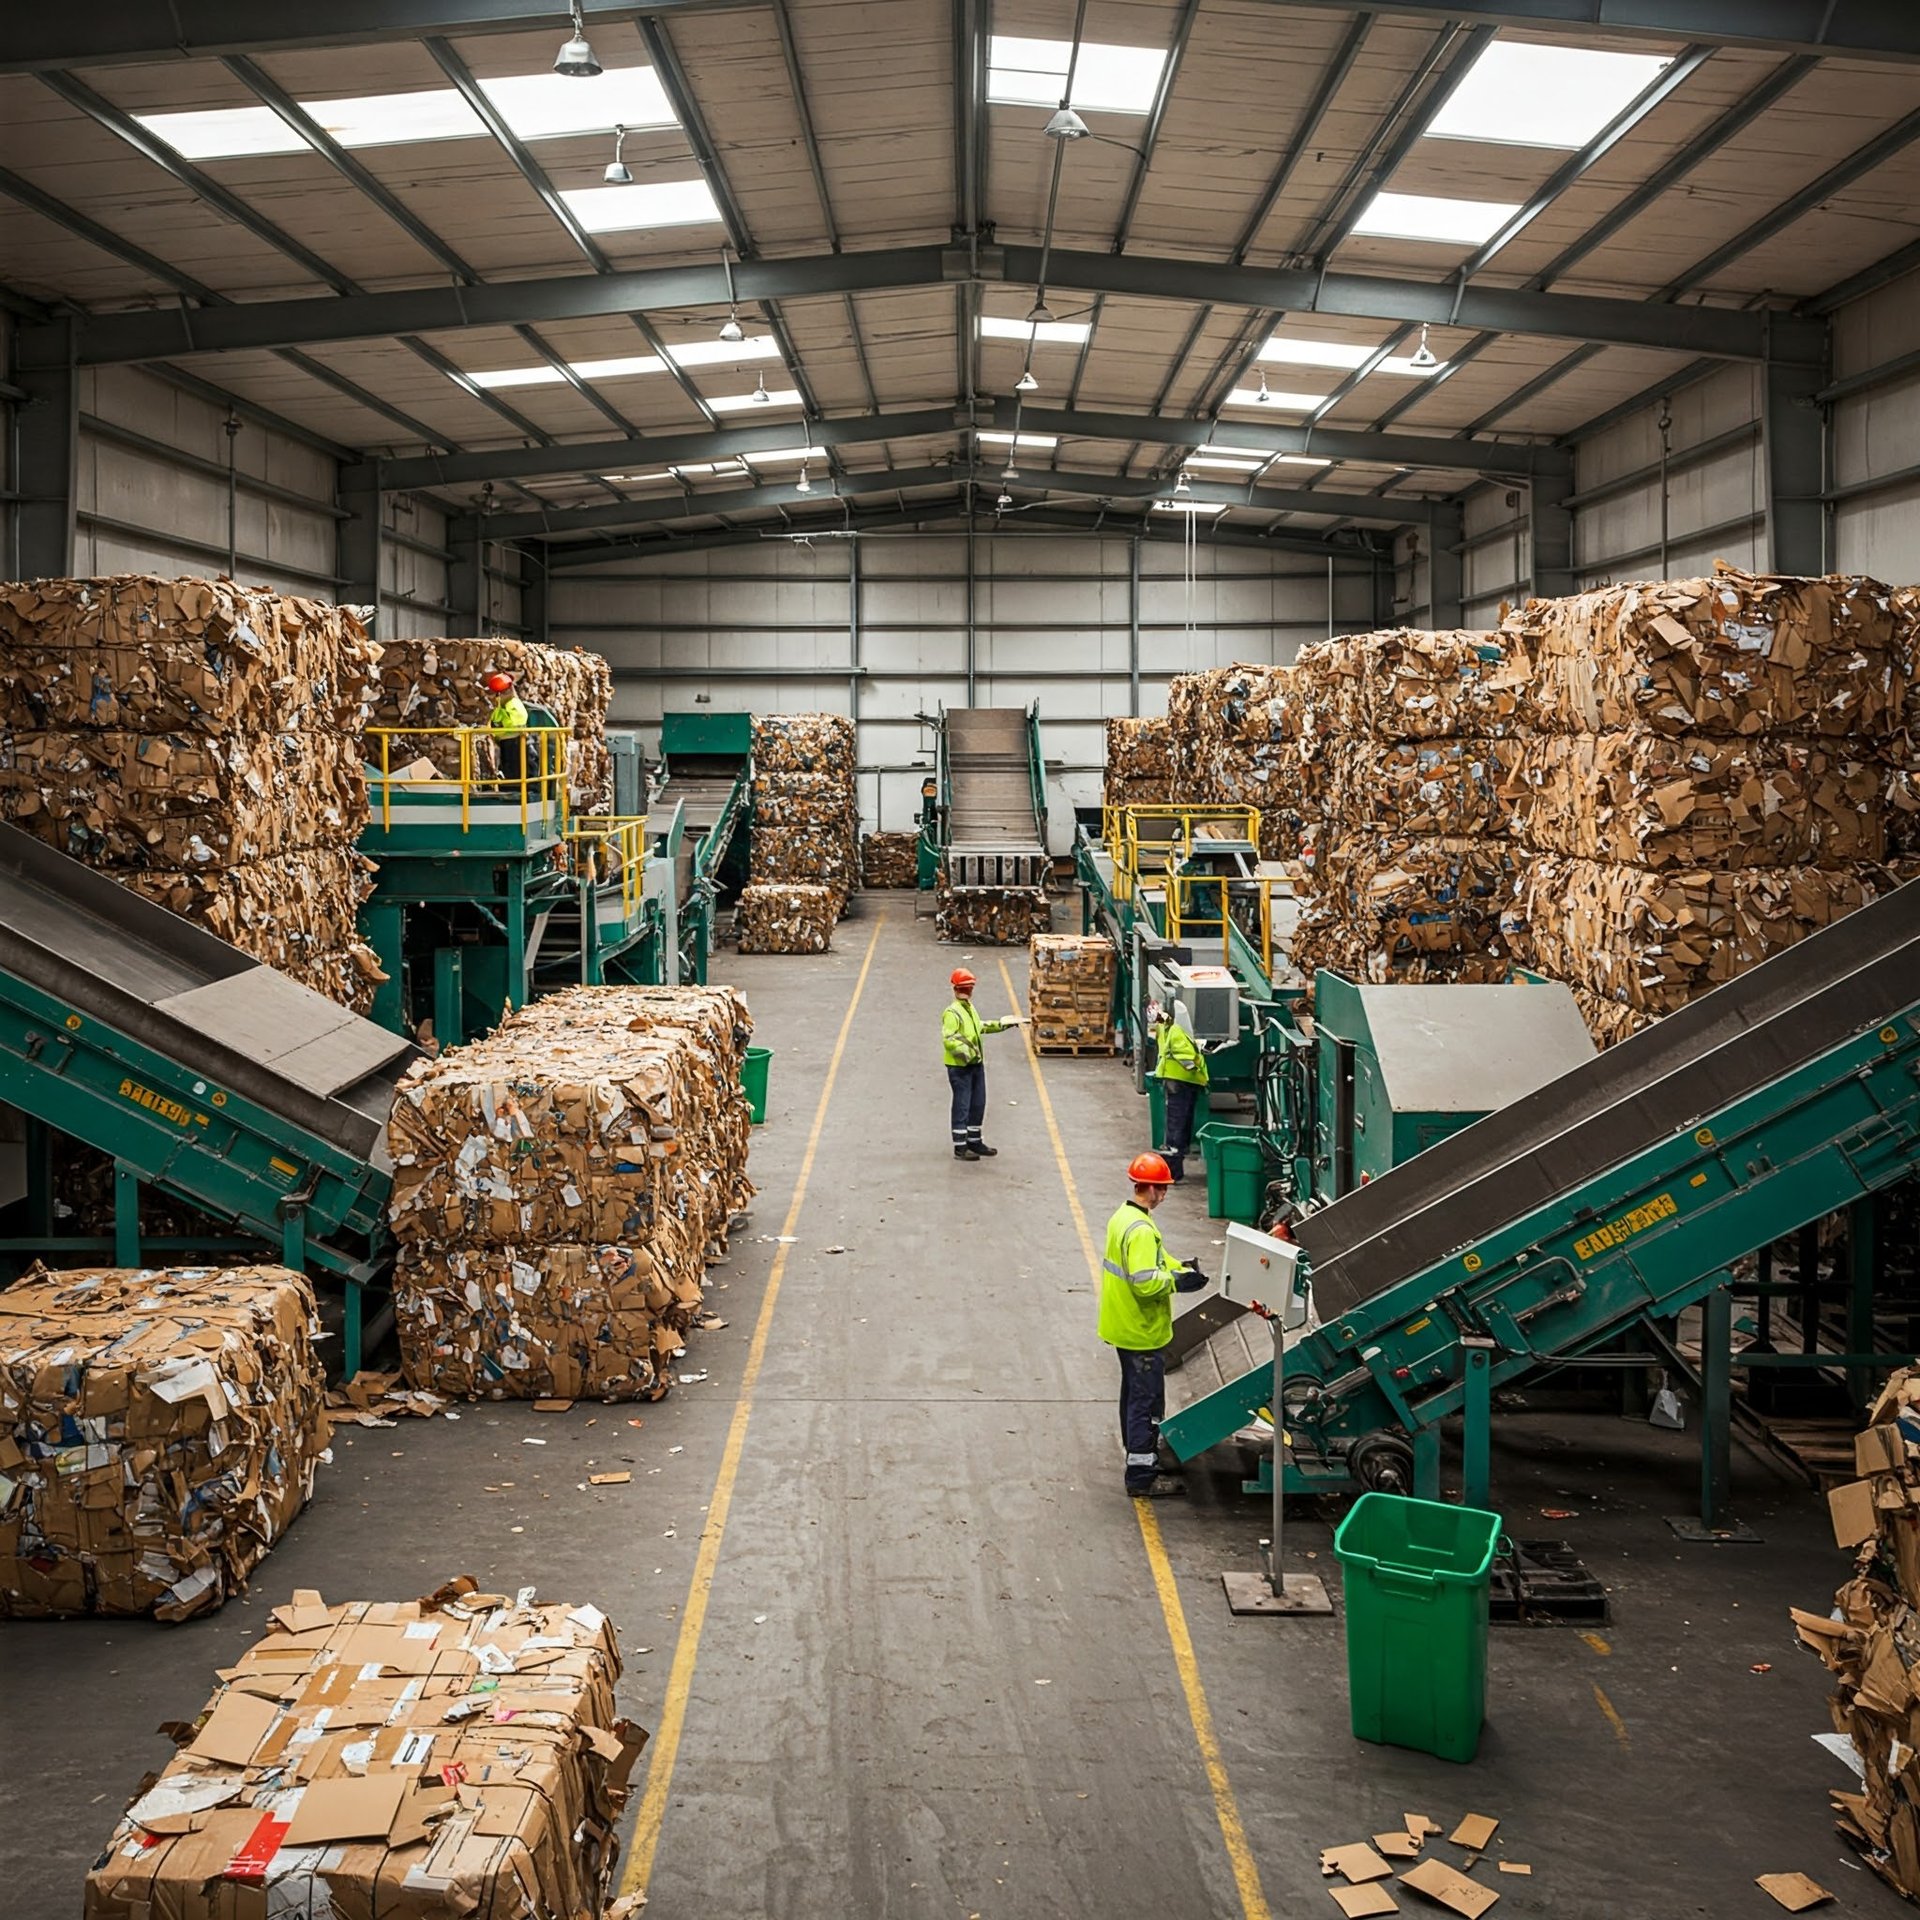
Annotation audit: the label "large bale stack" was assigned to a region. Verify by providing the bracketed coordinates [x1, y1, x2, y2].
[861, 829, 919, 888]
[1103, 716, 1176, 808]
[1291, 629, 1531, 984]
[1507, 567, 1904, 1041]
[386, 984, 754, 1400]
[737, 881, 836, 952]
[1892, 587, 1920, 863]
[1163, 663, 1303, 857]
[83, 1574, 645, 1918]
[366, 634, 614, 811]
[0, 1265, 326, 1619]
[0, 575, 383, 1009]
[750, 712, 858, 915]
[1026, 932, 1116, 1051]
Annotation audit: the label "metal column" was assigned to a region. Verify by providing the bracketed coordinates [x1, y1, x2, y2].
[964, 524, 978, 705]
[1128, 536, 1141, 717]
[15, 315, 78, 579]
[1764, 333, 1830, 575]
[848, 536, 862, 736]
[520, 544, 550, 647]
[448, 525, 483, 631]
[1427, 499, 1465, 629]
[1531, 470, 1576, 600]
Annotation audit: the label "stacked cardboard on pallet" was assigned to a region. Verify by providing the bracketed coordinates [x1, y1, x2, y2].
[750, 713, 859, 917]
[83, 1574, 645, 1917]
[0, 575, 384, 1010]
[861, 829, 919, 888]
[1797, 1368, 1920, 1901]
[1027, 933, 1116, 1051]
[0, 1265, 326, 1620]
[365, 634, 614, 811]
[1508, 568, 1905, 1041]
[1104, 716, 1177, 808]
[935, 882, 1052, 945]
[737, 882, 837, 953]
[387, 985, 753, 1400]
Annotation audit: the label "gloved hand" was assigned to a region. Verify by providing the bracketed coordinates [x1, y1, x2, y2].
[1174, 1263, 1208, 1294]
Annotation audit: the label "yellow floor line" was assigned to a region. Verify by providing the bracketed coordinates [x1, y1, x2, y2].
[1001, 958, 1276, 1920]
[618, 913, 886, 1899]
[1592, 1681, 1631, 1748]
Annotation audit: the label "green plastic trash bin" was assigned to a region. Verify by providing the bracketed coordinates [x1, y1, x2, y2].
[1334, 1491, 1502, 1763]
[1196, 1120, 1266, 1224]
[740, 1046, 772, 1125]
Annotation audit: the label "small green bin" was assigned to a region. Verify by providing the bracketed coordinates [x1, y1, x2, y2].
[1333, 1491, 1502, 1763]
[740, 1045, 772, 1125]
[1195, 1120, 1266, 1224]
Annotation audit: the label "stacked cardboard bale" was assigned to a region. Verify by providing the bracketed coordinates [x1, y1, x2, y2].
[1164, 663, 1304, 858]
[1797, 1367, 1920, 1900]
[1891, 587, 1920, 864]
[737, 882, 837, 953]
[936, 884, 1052, 944]
[861, 829, 919, 888]
[1104, 716, 1177, 808]
[750, 712, 858, 916]
[0, 1264, 326, 1620]
[1290, 629, 1530, 984]
[365, 634, 614, 811]
[1027, 932, 1116, 1051]
[1508, 567, 1903, 1040]
[0, 574, 383, 1009]
[386, 984, 754, 1400]
[83, 1573, 645, 1916]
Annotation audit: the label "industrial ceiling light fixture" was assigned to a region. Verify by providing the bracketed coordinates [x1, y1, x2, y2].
[996, 491, 1014, 511]
[1026, 297, 1057, 324]
[751, 372, 771, 404]
[1256, 370, 1272, 404]
[554, 2, 602, 78]
[1044, 106, 1090, 139]
[719, 310, 745, 343]
[1173, 467, 1191, 495]
[1409, 323, 1439, 371]
[603, 123, 632, 184]
[1001, 460, 1019, 482]
[1015, 366, 1039, 394]
[717, 248, 746, 343]
[796, 462, 813, 494]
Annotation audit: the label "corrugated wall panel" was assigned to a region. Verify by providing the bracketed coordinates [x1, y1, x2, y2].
[1832, 265, 1920, 584]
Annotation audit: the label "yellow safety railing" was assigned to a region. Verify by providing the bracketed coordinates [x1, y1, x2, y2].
[365, 725, 571, 835]
[1166, 868, 1291, 985]
[566, 815, 649, 922]
[1111, 803, 1262, 902]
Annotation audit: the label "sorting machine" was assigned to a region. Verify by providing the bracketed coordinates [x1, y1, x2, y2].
[922, 704, 1050, 893]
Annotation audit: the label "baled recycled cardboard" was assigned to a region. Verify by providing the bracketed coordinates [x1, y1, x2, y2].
[736, 881, 838, 953]
[861, 830, 920, 889]
[1399, 1858, 1499, 1917]
[934, 877, 1052, 947]
[750, 716, 858, 913]
[1105, 715, 1176, 808]
[0, 1265, 326, 1619]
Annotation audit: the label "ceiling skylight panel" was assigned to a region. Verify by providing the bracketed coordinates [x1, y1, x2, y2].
[1259, 338, 1373, 371]
[1153, 500, 1226, 514]
[131, 105, 309, 160]
[1351, 190, 1522, 245]
[978, 431, 1059, 450]
[467, 365, 571, 389]
[560, 178, 722, 232]
[666, 335, 782, 368]
[1425, 41, 1672, 150]
[482, 67, 676, 140]
[566, 354, 668, 380]
[979, 316, 1093, 345]
[987, 35, 1165, 113]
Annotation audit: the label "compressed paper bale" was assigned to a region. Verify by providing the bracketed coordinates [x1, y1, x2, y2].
[935, 879, 1051, 945]
[736, 882, 836, 953]
[0, 1265, 326, 1620]
[1568, 983, 1659, 1050]
[83, 1574, 645, 1919]
[750, 769, 858, 904]
[861, 829, 919, 888]
[1511, 732, 1885, 870]
[1104, 716, 1176, 807]
[1522, 856, 1881, 1015]
[0, 727, 367, 867]
[1297, 628, 1523, 741]
[1331, 736, 1519, 837]
[0, 575, 378, 733]
[753, 710, 855, 778]
[1161, 663, 1307, 857]
[1505, 566, 1901, 738]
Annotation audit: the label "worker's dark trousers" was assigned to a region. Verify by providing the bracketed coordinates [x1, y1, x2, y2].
[494, 732, 526, 787]
[1117, 1346, 1167, 1491]
[946, 1062, 987, 1150]
[1162, 1079, 1199, 1181]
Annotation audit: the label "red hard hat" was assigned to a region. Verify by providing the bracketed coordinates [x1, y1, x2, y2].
[1129, 1151, 1174, 1187]
[949, 968, 976, 989]
[485, 672, 514, 693]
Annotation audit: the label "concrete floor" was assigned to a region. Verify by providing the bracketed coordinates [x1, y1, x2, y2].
[0, 900, 1891, 1917]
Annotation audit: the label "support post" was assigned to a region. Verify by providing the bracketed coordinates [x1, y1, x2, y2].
[1461, 1336, 1494, 1512]
[343, 1279, 364, 1384]
[1764, 339, 1829, 575]
[1222, 1313, 1333, 1616]
[15, 315, 78, 579]
[448, 523, 482, 631]
[433, 947, 465, 1049]
[520, 543, 550, 647]
[361, 898, 407, 1036]
[964, 524, 977, 706]
[113, 1163, 141, 1269]
[1531, 470, 1576, 600]
[280, 1203, 306, 1272]
[1427, 499, 1465, 629]
[1700, 1283, 1732, 1529]
[1127, 536, 1141, 717]
[339, 459, 383, 633]
[23, 1116, 53, 1239]
[1848, 1196, 1879, 1414]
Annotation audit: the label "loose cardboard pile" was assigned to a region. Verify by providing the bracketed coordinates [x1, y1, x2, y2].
[751, 713, 858, 914]
[736, 881, 836, 954]
[0, 573, 383, 1011]
[935, 878, 1051, 945]
[1027, 932, 1116, 1049]
[0, 1264, 326, 1620]
[1317, 1809, 1519, 1917]
[1104, 716, 1177, 808]
[1796, 1368, 1920, 1901]
[365, 635, 614, 811]
[82, 1573, 645, 1917]
[861, 829, 919, 888]
[387, 985, 754, 1399]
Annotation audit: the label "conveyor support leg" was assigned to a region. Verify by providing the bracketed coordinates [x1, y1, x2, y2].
[24, 1116, 52, 1237]
[1848, 1198, 1878, 1413]
[1461, 1337, 1494, 1512]
[1701, 1280, 1732, 1532]
[113, 1163, 140, 1268]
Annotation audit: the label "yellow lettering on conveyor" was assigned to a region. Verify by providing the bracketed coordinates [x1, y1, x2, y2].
[116, 1076, 203, 1129]
[1573, 1191, 1678, 1262]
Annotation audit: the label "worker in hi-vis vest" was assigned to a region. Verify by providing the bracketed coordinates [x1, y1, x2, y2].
[1100, 1152, 1208, 1496]
[1149, 999, 1210, 1184]
[942, 967, 1024, 1161]
[485, 671, 530, 786]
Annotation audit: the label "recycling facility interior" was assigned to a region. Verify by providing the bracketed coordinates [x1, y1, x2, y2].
[5, 4, 1920, 1918]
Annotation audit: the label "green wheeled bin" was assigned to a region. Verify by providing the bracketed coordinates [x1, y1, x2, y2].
[1333, 1491, 1502, 1763]
[741, 1045, 772, 1125]
[1196, 1120, 1266, 1224]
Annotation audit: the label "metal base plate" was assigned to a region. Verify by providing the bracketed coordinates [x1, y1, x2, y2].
[1222, 1571, 1334, 1616]
[1663, 1514, 1762, 1543]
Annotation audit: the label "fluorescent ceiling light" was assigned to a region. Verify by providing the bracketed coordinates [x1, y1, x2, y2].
[979, 315, 1091, 345]
[467, 364, 570, 390]
[987, 34, 1165, 114]
[561, 178, 721, 233]
[1259, 337, 1373, 371]
[1352, 190, 1522, 246]
[666, 334, 781, 368]
[468, 338, 782, 388]
[978, 431, 1058, 450]
[1378, 353, 1447, 378]
[740, 446, 815, 463]
[710, 388, 803, 412]
[1223, 387, 1327, 412]
[134, 67, 674, 161]
[1153, 500, 1226, 514]
[1426, 41, 1671, 150]
[1271, 454, 1332, 468]
[1184, 452, 1269, 472]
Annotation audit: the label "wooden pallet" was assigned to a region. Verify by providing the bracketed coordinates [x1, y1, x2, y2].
[1030, 1034, 1116, 1056]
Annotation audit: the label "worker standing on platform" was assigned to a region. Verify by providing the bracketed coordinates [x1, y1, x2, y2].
[1149, 999, 1209, 1184]
[485, 671, 529, 787]
[1100, 1152, 1208, 1496]
[942, 967, 1023, 1161]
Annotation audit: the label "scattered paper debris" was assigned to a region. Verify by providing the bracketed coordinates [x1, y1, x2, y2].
[1374, 1832, 1422, 1859]
[1448, 1815, 1499, 1850]
[1495, 1864, 1531, 1877]
[589, 1472, 632, 1487]
[1405, 1817, 1442, 1842]
[1756, 1873, 1833, 1912]
[1331, 1887, 1399, 1918]
[534, 1399, 574, 1413]
[1321, 1844, 1393, 1884]
[1399, 1859, 1498, 1918]
[678, 1371, 709, 1385]
[522, 1437, 548, 1447]
[1751, 1662, 1773, 1674]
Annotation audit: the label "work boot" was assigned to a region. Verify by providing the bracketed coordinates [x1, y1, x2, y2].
[954, 1145, 981, 1161]
[1128, 1476, 1187, 1499]
[971, 1141, 999, 1157]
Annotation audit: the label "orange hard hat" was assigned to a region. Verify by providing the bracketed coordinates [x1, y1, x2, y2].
[949, 968, 976, 989]
[1129, 1151, 1175, 1187]
[485, 672, 514, 693]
